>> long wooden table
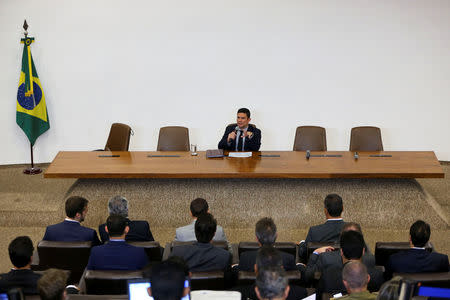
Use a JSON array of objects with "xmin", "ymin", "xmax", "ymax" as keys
[{"xmin": 44, "ymin": 151, "xmax": 444, "ymax": 179}]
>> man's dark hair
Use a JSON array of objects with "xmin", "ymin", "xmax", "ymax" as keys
[
  {"xmin": 324, "ymin": 194, "xmax": 343, "ymax": 217},
  {"xmin": 190, "ymin": 198, "xmax": 209, "ymax": 218},
  {"xmin": 340, "ymin": 230, "xmax": 365, "ymax": 260},
  {"xmin": 65, "ymin": 196, "xmax": 88, "ymax": 218},
  {"xmin": 255, "ymin": 217, "xmax": 277, "ymax": 246},
  {"xmin": 256, "ymin": 245, "xmax": 283, "ymax": 270},
  {"xmin": 342, "ymin": 222, "xmax": 362, "ymax": 234},
  {"xmin": 38, "ymin": 268, "xmax": 68, "ymax": 300},
  {"xmin": 8, "ymin": 236, "xmax": 34, "ymax": 268},
  {"xmin": 410, "ymin": 220, "xmax": 431, "ymax": 247},
  {"xmin": 195, "ymin": 213, "xmax": 217, "ymax": 243},
  {"xmin": 165, "ymin": 256, "xmax": 189, "ymax": 277},
  {"xmin": 237, "ymin": 108, "xmax": 251, "ymax": 118},
  {"xmin": 149, "ymin": 260, "xmax": 186, "ymax": 300},
  {"xmin": 106, "ymin": 215, "xmax": 128, "ymax": 237},
  {"xmin": 256, "ymin": 266, "xmax": 288, "ymax": 299}
]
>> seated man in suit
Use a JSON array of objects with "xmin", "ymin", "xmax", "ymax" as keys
[
  {"xmin": 255, "ymin": 266, "xmax": 290, "ymax": 300},
  {"xmin": 305, "ymin": 222, "xmax": 375, "ymax": 283},
  {"xmin": 317, "ymin": 231, "xmax": 384, "ymax": 297},
  {"xmin": 98, "ymin": 195, "xmax": 155, "ymax": 243},
  {"xmin": 170, "ymin": 213, "xmax": 231, "ymax": 272},
  {"xmin": 175, "ymin": 197, "xmax": 227, "ymax": 242},
  {"xmin": 218, "ymin": 108, "xmax": 261, "ymax": 152},
  {"xmin": 37, "ymin": 269, "xmax": 68, "ymax": 300},
  {"xmin": 386, "ymin": 220, "xmax": 449, "ymax": 277},
  {"xmin": 239, "ymin": 217, "xmax": 297, "ymax": 272},
  {"xmin": 298, "ymin": 193, "xmax": 345, "ymax": 261},
  {"xmin": 338, "ymin": 261, "xmax": 377, "ymax": 300},
  {"xmin": 43, "ymin": 196, "xmax": 101, "ymax": 245},
  {"xmin": 0, "ymin": 236, "xmax": 42, "ymax": 295},
  {"xmin": 87, "ymin": 215, "xmax": 148, "ymax": 270}
]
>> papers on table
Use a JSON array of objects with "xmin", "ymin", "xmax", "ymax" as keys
[{"xmin": 228, "ymin": 152, "xmax": 252, "ymax": 158}]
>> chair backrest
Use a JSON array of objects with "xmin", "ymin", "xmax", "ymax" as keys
[
  {"xmin": 238, "ymin": 242, "xmax": 297, "ymax": 258},
  {"xmin": 395, "ymin": 272, "xmax": 450, "ymax": 288},
  {"xmin": 375, "ymin": 241, "xmax": 433, "ymax": 268},
  {"xmin": 293, "ymin": 126, "xmax": 327, "ymax": 151},
  {"xmin": 67, "ymin": 295, "xmax": 127, "ymax": 300},
  {"xmin": 127, "ymin": 241, "xmax": 162, "ymax": 263},
  {"xmin": 190, "ymin": 270, "xmax": 225, "ymax": 290},
  {"xmin": 84, "ymin": 270, "xmax": 143, "ymax": 295},
  {"xmin": 238, "ymin": 270, "xmax": 301, "ymax": 286},
  {"xmin": 37, "ymin": 240, "xmax": 92, "ymax": 284},
  {"xmin": 349, "ymin": 126, "xmax": 383, "ymax": 151},
  {"xmin": 307, "ymin": 242, "xmax": 340, "ymax": 262},
  {"xmin": 171, "ymin": 240, "xmax": 228, "ymax": 251},
  {"xmin": 157, "ymin": 126, "xmax": 190, "ymax": 151},
  {"xmin": 104, "ymin": 123, "xmax": 132, "ymax": 151}
]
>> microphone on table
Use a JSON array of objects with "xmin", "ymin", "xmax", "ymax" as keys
[
  {"xmin": 354, "ymin": 152, "xmax": 359, "ymax": 160},
  {"xmin": 306, "ymin": 150, "xmax": 311, "ymax": 160}
]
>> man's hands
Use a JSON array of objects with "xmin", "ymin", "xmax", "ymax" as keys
[
  {"xmin": 228, "ymin": 130, "xmax": 253, "ymax": 143},
  {"xmin": 313, "ymin": 246, "xmax": 335, "ymax": 255},
  {"xmin": 227, "ymin": 131, "xmax": 237, "ymax": 142}
]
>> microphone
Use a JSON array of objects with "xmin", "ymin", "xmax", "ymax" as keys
[
  {"xmin": 354, "ymin": 152, "xmax": 359, "ymax": 160},
  {"xmin": 306, "ymin": 150, "xmax": 311, "ymax": 160}
]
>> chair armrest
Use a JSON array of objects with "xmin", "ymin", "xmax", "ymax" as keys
[
  {"xmin": 231, "ymin": 243, "xmax": 239, "ymax": 265},
  {"xmin": 162, "ymin": 242, "xmax": 172, "ymax": 261}
]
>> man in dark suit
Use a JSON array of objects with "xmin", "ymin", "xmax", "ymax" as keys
[
  {"xmin": 239, "ymin": 217, "xmax": 297, "ymax": 272},
  {"xmin": 170, "ymin": 213, "xmax": 231, "ymax": 272},
  {"xmin": 298, "ymin": 193, "xmax": 345, "ymax": 261},
  {"xmin": 317, "ymin": 231, "xmax": 384, "ymax": 297},
  {"xmin": 98, "ymin": 195, "xmax": 154, "ymax": 243},
  {"xmin": 386, "ymin": 220, "xmax": 449, "ymax": 277},
  {"xmin": 218, "ymin": 108, "xmax": 261, "ymax": 151},
  {"xmin": 43, "ymin": 196, "xmax": 101, "ymax": 245},
  {"xmin": 87, "ymin": 215, "xmax": 148, "ymax": 270},
  {"xmin": 0, "ymin": 236, "xmax": 41, "ymax": 295}
]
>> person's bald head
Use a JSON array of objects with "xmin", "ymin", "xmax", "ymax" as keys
[{"xmin": 342, "ymin": 261, "xmax": 370, "ymax": 294}]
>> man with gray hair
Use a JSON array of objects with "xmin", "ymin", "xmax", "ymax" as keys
[
  {"xmin": 98, "ymin": 195, "xmax": 154, "ymax": 243},
  {"xmin": 255, "ymin": 266, "xmax": 290, "ymax": 300},
  {"xmin": 338, "ymin": 261, "xmax": 376, "ymax": 300}
]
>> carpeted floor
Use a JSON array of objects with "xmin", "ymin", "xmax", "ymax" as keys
[{"xmin": 0, "ymin": 163, "xmax": 448, "ymax": 273}]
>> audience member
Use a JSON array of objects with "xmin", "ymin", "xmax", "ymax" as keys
[
  {"xmin": 37, "ymin": 269, "xmax": 68, "ymax": 300},
  {"xmin": 239, "ymin": 217, "xmax": 296, "ymax": 271},
  {"xmin": 386, "ymin": 220, "xmax": 449, "ymax": 277},
  {"xmin": 98, "ymin": 195, "xmax": 154, "ymax": 243},
  {"xmin": 335, "ymin": 261, "xmax": 377, "ymax": 300},
  {"xmin": 43, "ymin": 196, "xmax": 101, "ymax": 245},
  {"xmin": 87, "ymin": 215, "xmax": 148, "ymax": 270},
  {"xmin": 298, "ymin": 194, "xmax": 345, "ymax": 261},
  {"xmin": 376, "ymin": 277, "xmax": 401, "ymax": 300},
  {"xmin": 0, "ymin": 236, "xmax": 41, "ymax": 295},
  {"xmin": 305, "ymin": 222, "xmax": 375, "ymax": 283},
  {"xmin": 255, "ymin": 266, "xmax": 290, "ymax": 300},
  {"xmin": 146, "ymin": 260, "xmax": 189, "ymax": 300},
  {"xmin": 171, "ymin": 213, "xmax": 230, "ymax": 272},
  {"xmin": 175, "ymin": 198, "xmax": 227, "ymax": 242},
  {"xmin": 232, "ymin": 246, "xmax": 306, "ymax": 300},
  {"xmin": 318, "ymin": 231, "xmax": 384, "ymax": 296}
]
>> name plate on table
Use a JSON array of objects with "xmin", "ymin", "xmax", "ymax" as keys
[{"xmin": 228, "ymin": 152, "xmax": 252, "ymax": 158}]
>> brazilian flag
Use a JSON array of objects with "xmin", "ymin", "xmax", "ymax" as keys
[{"xmin": 16, "ymin": 37, "xmax": 49, "ymax": 146}]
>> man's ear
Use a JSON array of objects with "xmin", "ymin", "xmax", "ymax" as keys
[
  {"xmin": 367, "ymin": 274, "xmax": 371, "ymax": 284},
  {"xmin": 254, "ymin": 264, "xmax": 258, "ymax": 274},
  {"xmin": 105, "ymin": 226, "xmax": 109, "ymax": 233},
  {"xmin": 124, "ymin": 225, "xmax": 130, "ymax": 235},
  {"xmin": 255, "ymin": 286, "xmax": 262, "ymax": 300},
  {"xmin": 284, "ymin": 285, "xmax": 290, "ymax": 299},
  {"xmin": 343, "ymin": 280, "xmax": 349, "ymax": 291},
  {"xmin": 147, "ymin": 287, "xmax": 152, "ymax": 297},
  {"xmin": 183, "ymin": 287, "xmax": 190, "ymax": 297}
]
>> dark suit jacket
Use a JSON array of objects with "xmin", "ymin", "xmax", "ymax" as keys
[
  {"xmin": 238, "ymin": 249, "xmax": 297, "ymax": 272},
  {"xmin": 218, "ymin": 125, "xmax": 261, "ymax": 151},
  {"xmin": 0, "ymin": 269, "xmax": 41, "ymax": 295},
  {"xmin": 170, "ymin": 242, "xmax": 231, "ymax": 272},
  {"xmin": 98, "ymin": 219, "xmax": 154, "ymax": 243},
  {"xmin": 231, "ymin": 283, "xmax": 307, "ymax": 300},
  {"xmin": 87, "ymin": 240, "xmax": 148, "ymax": 270},
  {"xmin": 43, "ymin": 220, "xmax": 101, "ymax": 246},
  {"xmin": 386, "ymin": 248, "xmax": 449, "ymax": 278},
  {"xmin": 298, "ymin": 219, "xmax": 345, "ymax": 260}
]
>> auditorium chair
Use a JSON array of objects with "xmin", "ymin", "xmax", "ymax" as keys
[
  {"xmin": 67, "ymin": 296, "xmax": 127, "ymax": 300},
  {"xmin": 84, "ymin": 270, "xmax": 143, "ymax": 295},
  {"xmin": 349, "ymin": 126, "xmax": 383, "ymax": 151},
  {"xmin": 32, "ymin": 240, "xmax": 92, "ymax": 284},
  {"xmin": 238, "ymin": 270, "xmax": 302, "ymax": 286},
  {"xmin": 375, "ymin": 241, "xmax": 433, "ymax": 269},
  {"xmin": 236, "ymin": 242, "xmax": 298, "ymax": 264},
  {"xmin": 163, "ymin": 240, "xmax": 229, "ymax": 260},
  {"xmin": 190, "ymin": 270, "xmax": 226, "ymax": 290},
  {"xmin": 127, "ymin": 241, "xmax": 163, "ymax": 263},
  {"xmin": 104, "ymin": 123, "xmax": 133, "ymax": 151},
  {"xmin": 157, "ymin": 126, "xmax": 190, "ymax": 151},
  {"xmin": 395, "ymin": 272, "xmax": 450, "ymax": 287},
  {"xmin": 293, "ymin": 126, "xmax": 327, "ymax": 151}
]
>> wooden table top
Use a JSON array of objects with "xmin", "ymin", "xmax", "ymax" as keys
[{"xmin": 43, "ymin": 151, "xmax": 444, "ymax": 179}]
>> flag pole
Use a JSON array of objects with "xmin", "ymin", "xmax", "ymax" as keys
[{"xmin": 21, "ymin": 20, "xmax": 42, "ymax": 175}]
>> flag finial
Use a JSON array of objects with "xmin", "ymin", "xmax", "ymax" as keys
[{"xmin": 23, "ymin": 20, "xmax": 28, "ymax": 37}]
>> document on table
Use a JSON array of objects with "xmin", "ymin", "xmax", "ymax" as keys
[{"xmin": 228, "ymin": 152, "xmax": 252, "ymax": 158}]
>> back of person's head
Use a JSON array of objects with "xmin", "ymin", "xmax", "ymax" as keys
[
  {"xmin": 237, "ymin": 108, "xmax": 251, "ymax": 118},
  {"xmin": 38, "ymin": 268, "xmax": 68, "ymax": 300},
  {"xmin": 190, "ymin": 198, "xmax": 209, "ymax": 218},
  {"xmin": 376, "ymin": 276, "xmax": 402, "ymax": 300},
  {"xmin": 255, "ymin": 217, "xmax": 277, "ymax": 246},
  {"xmin": 256, "ymin": 245, "xmax": 283, "ymax": 271},
  {"xmin": 8, "ymin": 236, "xmax": 33, "ymax": 268},
  {"xmin": 165, "ymin": 256, "xmax": 190, "ymax": 277},
  {"xmin": 255, "ymin": 266, "xmax": 288, "ymax": 300},
  {"xmin": 342, "ymin": 261, "xmax": 369, "ymax": 292},
  {"xmin": 410, "ymin": 220, "xmax": 430, "ymax": 247},
  {"xmin": 106, "ymin": 214, "xmax": 128, "ymax": 237},
  {"xmin": 324, "ymin": 194, "xmax": 343, "ymax": 217},
  {"xmin": 342, "ymin": 222, "xmax": 362, "ymax": 234},
  {"xmin": 108, "ymin": 195, "xmax": 129, "ymax": 217},
  {"xmin": 149, "ymin": 260, "xmax": 186, "ymax": 300},
  {"xmin": 195, "ymin": 213, "xmax": 217, "ymax": 243},
  {"xmin": 65, "ymin": 196, "xmax": 88, "ymax": 218},
  {"xmin": 340, "ymin": 230, "xmax": 365, "ymax": 260}
]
